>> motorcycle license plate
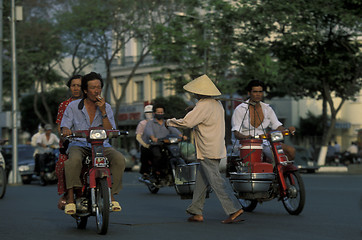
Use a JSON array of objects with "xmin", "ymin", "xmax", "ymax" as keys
[{"xmin": 95, "ymin": 157, "xmax": 107, "ymax": 167}]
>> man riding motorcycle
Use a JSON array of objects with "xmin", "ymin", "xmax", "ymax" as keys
[
  {"xmin": 143, "ymin": 103, "xmax": 186, "ymax": 181},
  {"xmin": 36, "ymin": 124, "xmax": 59, "ymax": 185},
  {"xmin": 60, "ymin": 72, "xmax": 126, "ymax": 215}
]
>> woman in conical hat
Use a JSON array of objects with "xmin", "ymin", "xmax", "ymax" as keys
[{"xmin": 167, "ymin": 74, "xmax": 244, "ymax": 224}]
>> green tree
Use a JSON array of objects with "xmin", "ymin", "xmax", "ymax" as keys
[
  {"xmin": 20, "ymin": 88, "xmax": 68, "ymax": 134},
  {"xmin": 235, "ymin": 0, "xmax": 362, "ymax": 163},
  {"xmin": 2, "ymin": 1, "xmax": 64, "ymax": 128},
  {"xmin": 150, "ymin": 0, "xmax": 238, "ymax": 94}
]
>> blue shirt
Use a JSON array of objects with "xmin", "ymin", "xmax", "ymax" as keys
[
  {"xmin": 143, "ymin": 118, "xmax": 181, "ymax": 143},
  {"xmin": 60, "ymin": 99, "xmax": 116, "ymax": 148}
]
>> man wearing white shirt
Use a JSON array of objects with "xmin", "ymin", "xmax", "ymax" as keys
[
  {"xmin": 231, "ymin": 80, "xmax": 296, "ymax": 161},
  {"xmin": 36, "ymin": 124, "xmax": 59, "ymax": 184}
]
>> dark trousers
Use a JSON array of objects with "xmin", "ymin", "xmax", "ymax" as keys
[
  {"xmin": 150, "ymin": 145, "xmax": 166, "ymax": 174},
  {"xmin": 139, "ymin": 146, "xmax": 152, "ymax": 175},
  {"xmin": 38, "ymin": 153, "xmax": 54, "ymax": 174}
]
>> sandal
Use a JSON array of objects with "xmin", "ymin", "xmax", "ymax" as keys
[
  {"xmin": 111, "ymin": 201, "xmax": 122, "ymax": 212},
  {"xmin": 64, "ymin": 203, "xmax": 76, "ymax": 215}
]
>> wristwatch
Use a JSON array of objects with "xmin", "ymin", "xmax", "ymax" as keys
[{"xmin": 102, "ymin": 113, "xmax": 107, "ymax": 119}]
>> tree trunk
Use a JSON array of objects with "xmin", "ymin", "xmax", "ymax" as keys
[{"xmin": 317, "ymin": 81, "xmax": 345, "ymax": 165}]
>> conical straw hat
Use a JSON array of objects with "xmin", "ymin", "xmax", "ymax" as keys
[{"xmin": 183, "ymin": 74, "xmax": 221, "ymax": 96}]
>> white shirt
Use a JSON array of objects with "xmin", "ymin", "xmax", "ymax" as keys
[
  {"xmin": 231, "ymin": 100, "xmax": 282, "ymax": 156},
  {"xmin": 31, "ymin": 132, "xmax": 43, "ymax": 156},
  {"xmin": 231, "ymin": 100, "xmax": 282, "ymax": 136},
  {"xmin": 36, "ymin": 133, "xmax": 60, "ymax": 154}
]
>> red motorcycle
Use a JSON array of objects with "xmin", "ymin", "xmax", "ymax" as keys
[
  {"xmin": 61, "ymin": 127, "xmax": 128, "ymax": 234},
  {"xmin": 228, "ymin": 130, "xmax": 305, "ymax": 215}
]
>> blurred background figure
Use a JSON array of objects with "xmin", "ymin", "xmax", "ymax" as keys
[
  {"xmin": 136, "ymin": 104, "xmax": 153, "ymax": 180},
  {"xmin": 36, "ymin": 124, "xmax": 59, "ymax": 185},
  {"xmin": 31, "ymin": 124, "xmax": 44, "ymax": 176}
]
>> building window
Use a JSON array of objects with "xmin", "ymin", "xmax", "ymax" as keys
[
  {"xmin": 155, "ymin": 79, "xmax": 163, "ymax": 97},
  {"xmin": 136, "ymin": 81, "xmax": 144, "ymax": 101}
]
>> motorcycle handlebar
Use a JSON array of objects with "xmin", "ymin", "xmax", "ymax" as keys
[{"xmin": 64, "ymin": 130, "xmax": 129, "ymax": 139}]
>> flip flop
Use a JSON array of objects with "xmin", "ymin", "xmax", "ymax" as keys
[
  {"xmin": 111, "ymin": 201, "xmax": 122, "ymax": 212},
  {"xmin": 222, "ymin": 209, "xmax": 245, "ymax": 224},
  {"xmin": 64, "ymin": 203, "xmax": 76, "ymax": 215}
]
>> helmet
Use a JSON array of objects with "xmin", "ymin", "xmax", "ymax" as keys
[{"xmin": 144, "ymin": 105, "xmax": 153, "ymax": 113}]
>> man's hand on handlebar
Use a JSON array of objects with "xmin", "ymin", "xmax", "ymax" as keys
[
  {"xmin": 288, "ymin": 126, "xmax": 296, "ymax": 135},
  {"xmin": 61, "ymin": 127, "xmax": 72, "ymax": 137}
]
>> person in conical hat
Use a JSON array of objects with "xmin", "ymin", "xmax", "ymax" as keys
[
  {"xmin": 183, "ymin": 74, "xmax": 221, "ymax": 96},
  {"xmin": 166, "ymin": 74, "xmax": 244, "ymax": 224}
]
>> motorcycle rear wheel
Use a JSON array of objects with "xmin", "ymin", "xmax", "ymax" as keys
[
  {"xmin": 0, "ymin": 167, "xmax": 7, "ymax": 199},
  {"xmin": 282, "ymin": 171, "xmax": 305, "ymax": 215},
  {"xmin": 239, "ymin": 199, "xmax": 258, "ymax": 212},
  {"xmin": 95, "ymin": 178, "xmax": 110, "ymax": 235}
]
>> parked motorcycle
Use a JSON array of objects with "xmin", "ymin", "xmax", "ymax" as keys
[
  {"xmin": 138, "ymin": 134, "xmax": 199, "ymax": 199},
  {"xmin": 0, "ymin": 139, "xmax": 8, "ymax": 199},
  {"xmin": 62, "ymin": 127, "xmax": 128, "ymax": 235},
  {"xmin": 228, "ymin": 130, "xmax": 306, "ymax": 215}
]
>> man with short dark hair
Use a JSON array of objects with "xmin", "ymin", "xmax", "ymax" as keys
[
  {"xmin": 61, "ymin": 72, "xmax": 125, "ymax": 215},
  {"xmin": 143, "ymin": 103, "xmax": 183, "ymax": 179},
  {"xmin": 231, "ymin": 79, "xmax": 296, "ymax": 161}
]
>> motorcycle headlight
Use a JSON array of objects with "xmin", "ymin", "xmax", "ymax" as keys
[
  {"xmin": 169, "ymin": 137, "xmax": 179, "ymax": 144},
  {"xmin": 90, "ymin": 129, "xmax": 107, "ymax": 140},
  {"xmin": 270, "ymin": 131, "xmax": 284, "ymax": 142},
  {"xmin": 19, "ymin": 165, "xmax": 30, "ymax": 172}
]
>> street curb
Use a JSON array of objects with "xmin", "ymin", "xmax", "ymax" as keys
[
  {"xmin": 316, "ymin": 165, "xmax": 362, "ymax": 174},
  {"xmin": 317, "ymin": 166, "xmax": 348, "ymax": 173}
]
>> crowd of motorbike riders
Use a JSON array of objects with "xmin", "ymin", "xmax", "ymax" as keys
[{"xmin": 20, "ymin": 72, "xmax": 359, "ymax": 224}]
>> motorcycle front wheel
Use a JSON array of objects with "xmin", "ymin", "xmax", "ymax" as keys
[
  {"xmin": 281, "ymin": 171, "xmax": 306, "ymax": 215},
  {"xmin": 95, "ymin": 178, "xmax": 110, "ymax": 235},
  {"xmin": 0, "ymin": 166, "xmax": 7, "ymax": 199},
  {"xmin": 239, "ymin": 199, "xmax": 258, "ymax": 212}
]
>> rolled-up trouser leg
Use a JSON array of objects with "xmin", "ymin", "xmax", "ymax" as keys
[
  {"xmin": 64, "ymin": 146, "xmax": 88, "ymax": 189},
  {"xmin": 104, "ymin": 147, "xmax": 125, "ymax": 195}
]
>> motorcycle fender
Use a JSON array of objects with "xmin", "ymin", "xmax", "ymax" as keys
[
  {"xmin": 277, "ymin": 164, "xmax": 298, "ymax": 196},
  {"xmin": 89, "ymin": 168, "xmax": 112, "ymax": 188},
  {"xmin": 281, "ymin": 164, "xmax": 299, "ymax": 173},
  {"xmin": 167, "ymin": 145, "xmax": 181, "ymax": 158}
]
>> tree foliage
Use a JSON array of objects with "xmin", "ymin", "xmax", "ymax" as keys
[{"xmin": 234, "ymin": 0, "xmax": 362, "ymax": 146}]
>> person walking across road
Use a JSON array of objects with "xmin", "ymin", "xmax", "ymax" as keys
[{"xmin": 167, "ymin": 74, "xmax": 244, "ymax": 224}]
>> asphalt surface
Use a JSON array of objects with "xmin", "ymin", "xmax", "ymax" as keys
[{"xmin": 0, "ymin": 171, "xmax": 361, "ymax": 240}]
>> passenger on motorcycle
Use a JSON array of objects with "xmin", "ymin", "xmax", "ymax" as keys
[
  {"xmin": 135, "ymin": 104, "xmax": 153, "ymax": 180},
  {"xmin": 36, "ymin": 124, "xmax": 60, "ymax": 185},
  {"xmin": 231, "ymin": 80, "xmax": 296, "ymax": 161},
  {"xmin": 143, "ymin": 103, "xmax": 186, "ymax": 180},
  {"xmin": 55, "ymin": 75, "xmax": 83, "ymax": 196},
  {"xmin": 61, "ymin": 72, "xmax": 126, "ymax": 215}
]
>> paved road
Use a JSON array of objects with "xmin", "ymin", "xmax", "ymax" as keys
[{"xmin": 0, "ymin": 172, "xmax": 361, "ymax": 240}]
